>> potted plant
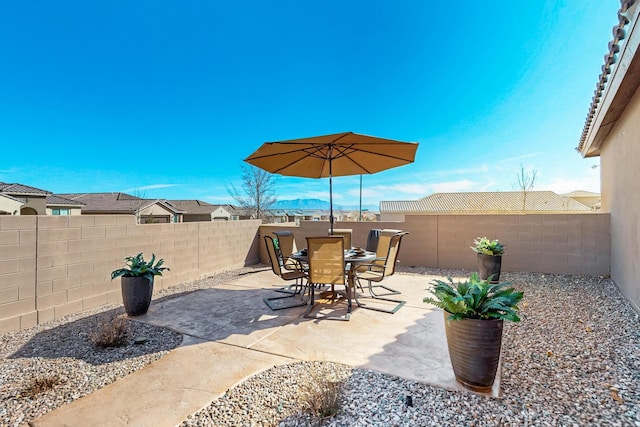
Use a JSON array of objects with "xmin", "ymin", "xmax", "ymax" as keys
[
  {"xmin": 470, "ymin": 236, "xmax": 505, "ymax": 282},
  {"xmin": 111, "ymin": 253, "xmax": 169, "ymax": 316},
  {"xmin": 423, "ymin": 272, "xmax": 523, "ymax": 392}
]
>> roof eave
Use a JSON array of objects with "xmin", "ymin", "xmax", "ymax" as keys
[{"xmin": 579, "ymin": 1, "xmax": 640, "ymax": 157}]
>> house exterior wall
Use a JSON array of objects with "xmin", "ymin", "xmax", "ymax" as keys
[
  {"xmin": 259, "ymin": 213, "xmax": 610, "ymax": 278},
  {"xmin": 0, "ymin": 197, "xmax": 23, "ymax": 215},
  {"xmin": 183, "ymin": 214, "xmax": 213, "ymax": 222},
  {"xmin": 212, "ymin": 207, "xmax": 231, "ymax": 220},
  {"xmin": 599, "ymin": 85, "xmax": 640, "ymax": 311},
  {"xmin": 45, "ymin": 207, "xmax": 82, "ymax": 216},
  {"xmin": 0, "ymin": 215, "xmax": 261, "ymax": 333},
  {"xmin": 21, "ymin": 196, "xmax": 47, "ymax": 215}
]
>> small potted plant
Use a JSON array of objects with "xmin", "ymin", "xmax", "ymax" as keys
[
  {"xmin": 423, "ymin": 273, "xmax": 523, "ymax": 392},
  {"xmin": 470, "ymin": 236, "xmax": 505, "ymax": 282},
  {"xmin": 111, "ymin": 253, "xmax": 169, "ymax": 316}
]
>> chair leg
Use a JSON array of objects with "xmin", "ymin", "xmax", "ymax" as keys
[
  {"xmin": 304, "ymin": 282, "xmax": 351, "ymax": 321},
  {"xmin": 264, "ymin": 278, "xmax": 309, "ymax": 310},
  {"xmin": 274, "ymin": 281, "xmax": 303, "ymax": 295},
  {"xmin": 353, "ymin": 278, "xmax": 406, "ymax": 314},
  {"xmin": 367, "ymin": 282, "xmax": 401, "ymax": 297}
]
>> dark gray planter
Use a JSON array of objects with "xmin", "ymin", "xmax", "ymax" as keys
[
  {"xmin": 444, "ymin": 311, "xmax": 504, "ymax": 392},
  {"xmin": 121, "ymin": 276, "xmax": 154, "ymax": 316},
  {"xmin": 477, "ymin": 253, "xmax": 502, "ymax": 283}
]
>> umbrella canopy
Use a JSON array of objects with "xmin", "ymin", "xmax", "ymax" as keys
[{"xmin": 244, "ymin": 132, "xmax": 419, "ymax": 233}]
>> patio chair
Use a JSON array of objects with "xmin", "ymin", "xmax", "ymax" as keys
[
  {"xmin": 354, "ymin": 231, "xmax": 409, "ymax": 314},
  {"xmin": 329, "ymin": 228, "xmax": 352, "ymax": 249},
  {"xmin": 305, "ymin": 236, "xmax": 351, "ymax": 320},
  {"xmin": 365, "ymin": 228, "xmax": 381, "ymax": 252},
  {"xmin": 263, "ymin": 235, "xmax": 309, "ymax": 310},
  {"xmin": 272, "ymin": 230, "xmax": 304, "ymax": 271},
  {"xmin": 357, "ymin": 229, "xmax": 407, "ymax": 296}
]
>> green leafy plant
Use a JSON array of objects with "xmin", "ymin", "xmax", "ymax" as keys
[
  {"xmin": 470, "ymin": 236, "xmax": 505, "ymax": 256},
  {"xmin": 111, "ymin": 253, "xmax": 169, "ymax": 282},
  {"xmin": 423, "ymin": 272, "xmax": 523, "ymax": 322}
]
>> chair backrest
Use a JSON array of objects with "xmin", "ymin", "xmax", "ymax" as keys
[
  {"xmin": 264, "ymin": 235, "xmax": 284, "ymax": 277},
  {"xmin": 371, "ymin": 229, "xmax": 405, "ymax": 266},
  {"xmin": 365, "ymin": 229, "xmax": 381, "ymax": 252},
  {"xmin": 306, "ymin": 236, "xmax": 345, "ymax": 286},
  {"xmin": 272, "ymin": 230, "xmax": 298, "ymax": 256},
  {"xmin": 329, "ymin": 228, "xmax": 352, "ymax": 249},
  {"xmin": 382, "ymin": 231, "xmax": 409, "ymax": 277}
]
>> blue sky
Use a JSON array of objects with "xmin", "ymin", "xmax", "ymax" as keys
[{"xmin": 0, "ymin": 1, "xmax": 613, "ymax": 207}]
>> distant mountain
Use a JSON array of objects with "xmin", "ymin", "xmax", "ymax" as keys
[
  {"xmin": 274, "ymin": 199, "xmax": 329, "ymax": 210},
  {"xmin": 274, "ymin": 198, "xmax": 378, "ymax": 212}
]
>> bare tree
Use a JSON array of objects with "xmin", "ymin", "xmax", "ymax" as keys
[
  {"xmin": 512, "ymin": 164, "xmax": 537, "ymax": 211},
  {"xmin": 228, "ymin": 165, "xmax": 277, "ymax": 222}
]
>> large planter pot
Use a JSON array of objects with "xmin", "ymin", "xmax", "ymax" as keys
[
  {"xmin": 477, "ymin": 253, "xmax": 502, "ymax": 283},
  {"xmin": 444, "ymin": 311, "xmax": 504, "ymax": 392},
  {"xmin": 121, "ymin": 276, "xmax": 154, "ymax": 316}
]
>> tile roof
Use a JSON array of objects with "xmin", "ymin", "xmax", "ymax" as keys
[
  {"xmin": 168, "ymin": 200, "xmax": 218, "ymax": 215},
  {"xmin": 0, "ymin": 182, "xmax": 51, "ymax": 195},
  {"xmin": 46, "ymin": 195, "xmax": 85, "ymax": 206},
  {"xmin": 562, "ymin": 190, "xmax": 601, "ymax": 198},
  {"xmin": 577, "ymin": 0, "xmax": 638, "ymax": 152},
  {"xmin": 56, "ymin": 192, "xmax": 184, "ymax": 214},
  {"xmin": 380, "ymin": 191, "xmax": 592, "ymax": 213}
]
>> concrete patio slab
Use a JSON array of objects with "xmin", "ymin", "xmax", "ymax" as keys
[
  {"xmin": 31, "ymin": 270, "xmax": 500, "ymax": 427},
  {"xmin": 31, "ymin": 338, "xmax": 294, "ymax": 427}
]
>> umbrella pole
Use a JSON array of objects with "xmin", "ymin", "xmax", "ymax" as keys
[
  {"xmin": 329, "ymin": 158, "xmax": 334, "ymax": 234},
  {"xmin": 359, "ymin": 174, "xmax": 362, "ymax": 221}
]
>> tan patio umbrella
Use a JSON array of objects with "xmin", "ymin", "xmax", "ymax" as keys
[{"xmin": 244, "ymin": 132, "xmax": 419, "ymax": 233}]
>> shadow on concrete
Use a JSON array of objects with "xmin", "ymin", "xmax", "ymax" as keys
[{"xmin": 7, "ymin": 306, "xmax": 184, "ymax": 365}]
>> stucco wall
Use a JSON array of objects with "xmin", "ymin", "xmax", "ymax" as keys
[
  {"xmin": 599, "ymin": 85, "xmax": 640, "ymax": 311},
  {"xmin": 0, "ymin": 215, "xmax": 261, "ymax": 333},
  {"xmin": 45, "ymin": 207, "xmax": 82, "ymax": 216},
  {"xmin": 21, "ymin": 197, "xmax": 47, "ymax": 215},
  {"xmin": 0, "ymin": 197, "xmax": 23, "ymax": 215},
  {"xmin": 259, "ymin": 213, "xmax": 610, "ymax": 277}
]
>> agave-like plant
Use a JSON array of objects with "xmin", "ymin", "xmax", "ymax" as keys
[
  {"xmin": 423, "ymin": 272, "xmax": 523, "ymax": 322},
  {"xmin": 111, "ymin": 253, "xmax": 169, "ymax": 282},
  {"xmin": 470, "ymin": 236, "xmax": 505, "ymax": 256}
]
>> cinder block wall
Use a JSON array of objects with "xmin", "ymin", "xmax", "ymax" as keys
[
  {"xmin": 0, "ymin": 216, "xmax": 261, "ymax": 333},
  {"xmin": 259, "ymin": 214, "xmax": 610, "ymax": 277},
  {"xmin": 0, "ymin": 216, "xmax": 37, "ymax": 333}
]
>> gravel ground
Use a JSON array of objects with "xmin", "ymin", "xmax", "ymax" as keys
[
  {"xmin": 2, "ymin": 266, "xmax": 639, "ymax": 426},
  {"xmin": 182, "ymin": 269, "xmax": 640, "ymax": 427},
  {"xmin": 0, "ymin": 267, "xmax": 260, "ymax": 427}
]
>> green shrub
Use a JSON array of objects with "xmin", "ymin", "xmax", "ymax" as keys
[
  {"xmin": 111, "ymin": 253, "xmax": 169, "ymax": 282},
  {"xmin": 424, "ymin": 272, "xmax": 523, "ymax": 322},
  {"xmin": 470, "ymin": 236, "xmax": 505, "ymax": 256}
]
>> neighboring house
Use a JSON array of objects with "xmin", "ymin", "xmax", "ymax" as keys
[
  {"xmin": 169, "ymin": 200, "xmax": 254, "ymax": 222},
  {"xmin": 45, "ymin": 195, "xmax": 84, "ymax": 216},
  {"xmin": 577, "ymin": 0, "xmax": 640, "ymax": 310},
  {"xmin": 170, "ymin": 200, "xmax": 227, "ymax": 222},
  {"xmin": 562, "ymin": 190, "xmax": 601, "ymax": 211},
  {"xmin": 0, "ymin": 182, "xmax": 85, "ymax": 215},
  {"xmin": 0, "ymin": 182, "xmax": 51, "ymax": 215},
  {"xmin": 379, "ymin": 191, "xmax": 592, "ymax": 221},
  {"xmin": 57, "ymin": 193, "xmax": 184, "ymax": 223},
  {"xmin": 0, "ymin": 193, "xmax": 24, "ymax": 215}
]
